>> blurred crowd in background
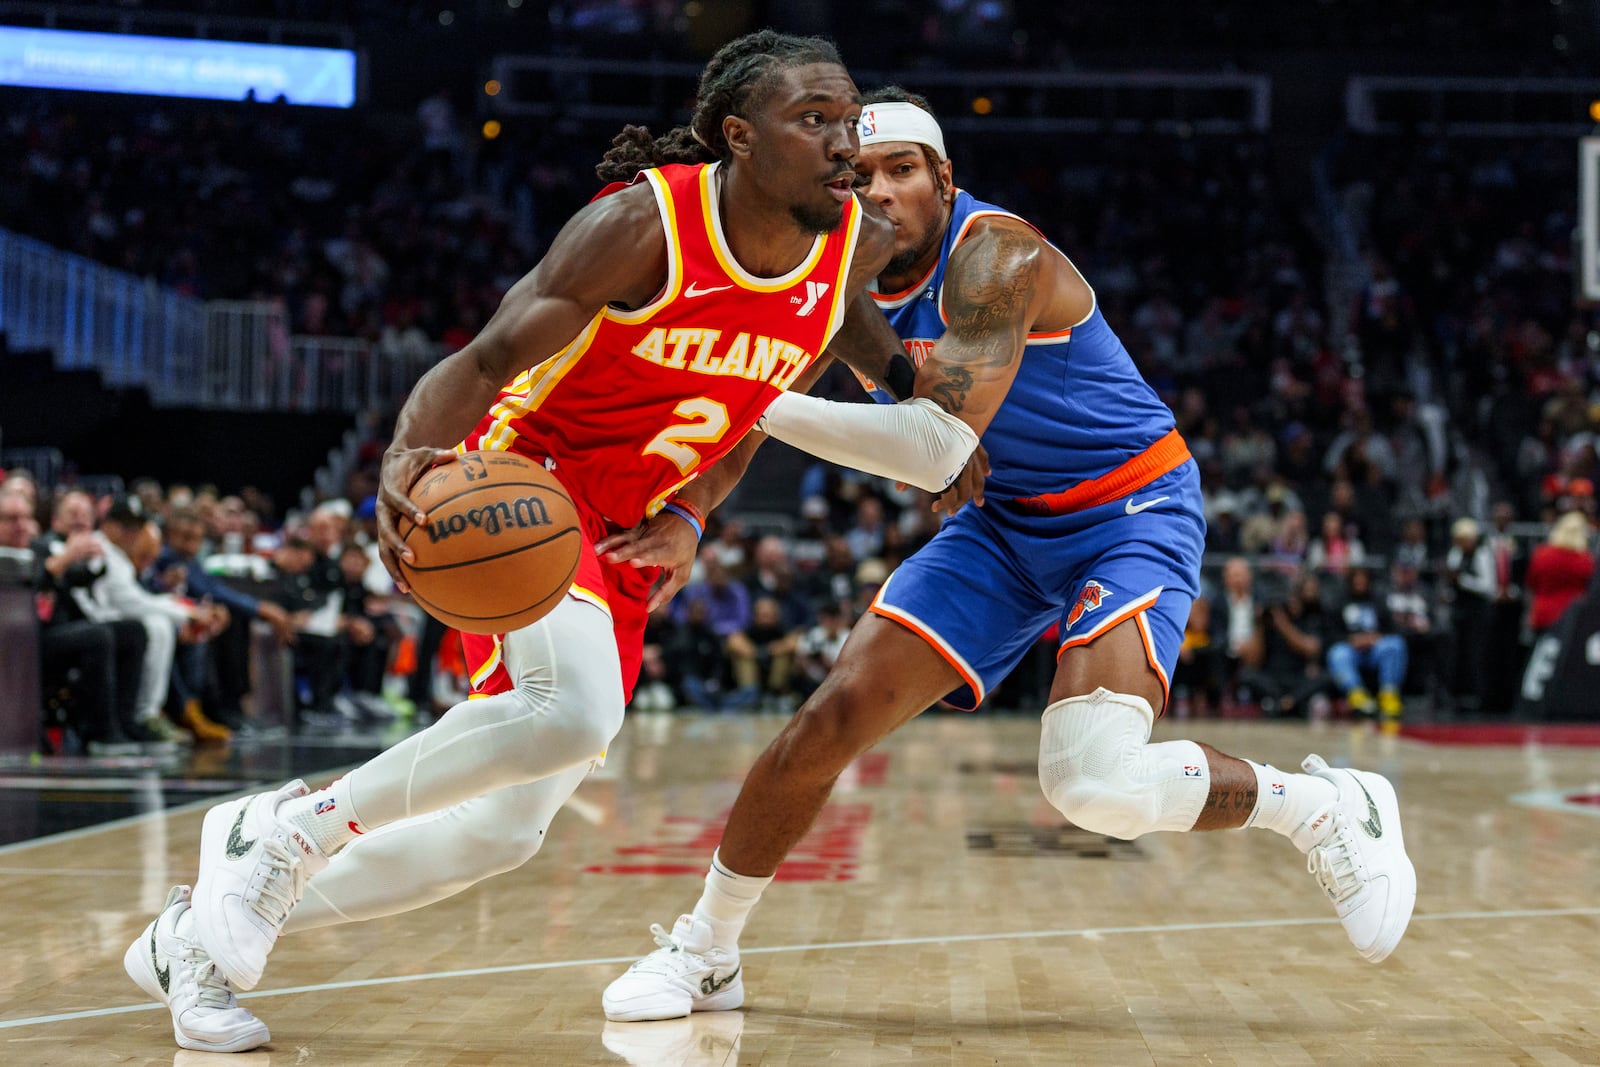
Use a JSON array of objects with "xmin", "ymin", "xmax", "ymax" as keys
[{"xmin": 4, "ymin": 2, "xmax": 1600, "ymax": 752}]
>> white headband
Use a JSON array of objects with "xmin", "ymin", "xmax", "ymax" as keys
[{"xmin": 858, "ymin": 101, "xmax": 946, "ymax": 161}]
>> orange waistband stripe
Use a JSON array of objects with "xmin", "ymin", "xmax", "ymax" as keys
[{"xmin": 1011, "ymin": 429, "xmax": 1191, "ymax": 516}]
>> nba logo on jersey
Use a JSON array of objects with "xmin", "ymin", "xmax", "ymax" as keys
[{"xmin": 1065, "ymin": 580, "xmax": 1111, "ymax": 632}]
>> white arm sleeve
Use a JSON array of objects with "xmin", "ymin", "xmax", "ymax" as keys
[{"xmin": 755, "ymin": 391, "xmax": 980, "ymax": 493}]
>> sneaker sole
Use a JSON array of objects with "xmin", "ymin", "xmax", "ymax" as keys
[
  {"xmin": 192, "ymin": 798, "xmax": 263, "ymax": 991},
  {"xmin": 602, "ymin": 980, "xmax": 744, "ymax": 1022},
  {"xmin": 124, "ymin": 930, "xmax": 270, "ymax": 1052},
  {"xmin": 1347, "ymin": 769, "xmax": 1417, "ymax": 965}
]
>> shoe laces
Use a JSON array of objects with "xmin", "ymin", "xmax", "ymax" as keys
[
  {"xmin": 250, "ymin": 836, "xmax": 309, "ymax": 927},
  {"xmin": 180, "ymin": 943, "xmax": 237, "ymax": 1011},
  {"xmin": 1307, "ymin": 815, "xmax": 1364, "ymax": 905},
  {"xmin": 633, "ymin": 922, "xmax": 709, "ymax": 977}
]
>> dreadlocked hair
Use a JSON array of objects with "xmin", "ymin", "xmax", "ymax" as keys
[{"xmin": 595, "ymin": 30, "xmax": 844, "ymax": 183}]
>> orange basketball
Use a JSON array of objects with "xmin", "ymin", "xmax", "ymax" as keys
[{"xmin": 396, "ymin": 451, "xmax": 583, "ymax": 634}]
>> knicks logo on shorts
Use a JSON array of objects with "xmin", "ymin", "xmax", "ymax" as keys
[{"xmin": 1065, "ymin": 580, "xmax": 1112, "ymax": 632}]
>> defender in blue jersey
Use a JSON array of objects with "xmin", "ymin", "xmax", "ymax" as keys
[{"xmin": 603, "ymin": 90, "xmax": 1416, "ymax": 1023}]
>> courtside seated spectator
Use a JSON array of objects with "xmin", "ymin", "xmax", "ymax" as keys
[{"xmin": 1326, "ymin": 568, "xmax": 1408, "ymax": 724}]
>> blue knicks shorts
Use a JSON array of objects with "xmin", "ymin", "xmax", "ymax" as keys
[{"xmin": 870, "ymin": 461, "xmax": 1204, "ymax": 712}]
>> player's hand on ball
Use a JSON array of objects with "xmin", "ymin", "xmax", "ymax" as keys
[
  {"xmin": 596, "ymin": 509, "xmax": 701, "ymax": 612},
  {"xmin": 932, "ymin": 443, "xmax": 989, "ymax": 514},
  {"xmin": 377, "ymin": 446, "xmax": 459, "ymax": 591}
]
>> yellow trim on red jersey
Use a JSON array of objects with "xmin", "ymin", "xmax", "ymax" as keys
[
  {"xmin": 607, "ymin": 168, "xmax": 684, "ymax": 325},
  {"xmin": 469, "ymin": 635, "xmax": 503, "ymax": 688},
  {"xmin": 567, "ymin": 582, "xmax": 612, "ymax": 618},
  {"xmin": 479, "ymin": 312, "xmax": 605, "ymax": 453},
  {"xmin": 700, "ymin": 163, "xmax": 829, "ymax": 292},
  {"xmin": 818, "ymin": 197, "xmax": 864, "ymax": 352}
]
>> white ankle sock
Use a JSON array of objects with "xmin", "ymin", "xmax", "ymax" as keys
[
  {"xmin": 1243, "ymin": 761, "xmax": 1338, "ymax": 838},
  {"xmin": 281, "ymin": 777, "xmax": 367, "ymax": 856},
  {"xmin": 690, "ymin": 850, "xmax": 773, "ymax": 950}
]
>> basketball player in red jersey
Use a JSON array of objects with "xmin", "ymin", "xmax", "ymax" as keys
[{"xmin": 122, "ymin": 33, "xmax": 984, "ymax": 1052}]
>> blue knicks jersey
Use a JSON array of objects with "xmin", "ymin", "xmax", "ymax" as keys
[{"xmin": 866, "ymin": 191, "xmax": 1180, "ymax": 507}]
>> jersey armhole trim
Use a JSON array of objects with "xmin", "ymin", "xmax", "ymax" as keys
[{"xmin": 606, "ymin": 168, "xmax": 682, "ymax": 325}]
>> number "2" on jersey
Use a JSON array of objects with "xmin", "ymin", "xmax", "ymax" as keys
[{"xmin": 643, "ymin": 397, "xmax": 731, "ymax": 474}]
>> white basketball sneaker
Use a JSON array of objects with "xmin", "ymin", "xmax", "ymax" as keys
[
  {"xmin": 1292, "ymin": 754, "xmax": 1417, "ymax": 963},
  {"xmin": 602, "ymin": 915, "xmax": 745, "ymax": 1022},
  {"xmin": 191, "ymin": 780, "xmax": 328, "ymax": 990},
  {"xmin": 124, "ymin": 885, "xmax": 270, "ymax": 1053}
]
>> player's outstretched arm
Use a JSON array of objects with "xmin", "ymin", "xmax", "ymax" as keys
[{"xmin": 378, "ymin": 186, "xmax": 668, "ymax": 587}]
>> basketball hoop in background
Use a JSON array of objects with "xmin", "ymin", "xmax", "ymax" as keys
[{"xmin": 1579, "ymin": 135, "xmax": 1600, "ymax": 307}]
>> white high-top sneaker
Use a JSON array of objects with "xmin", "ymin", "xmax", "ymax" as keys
[
  {"xmin": 124, "ymin": 885, "xmax": 270, "ymax": 1053},
  {"xmin": 1293, "ymin": 754, "xmax": 1417, "ymax": 963},
  {"xmin": 602, "ymin": 915, "xmax": 745, "ymax": 1022},
  {"xmin": 191, "ymin": 780, "xmax": 328, "ymax": 990}
]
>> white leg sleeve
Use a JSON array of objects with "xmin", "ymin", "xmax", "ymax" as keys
[
  {"xmin": 1038, "ymin": 687, "xmax": 1210, "ymax": 839},
  {"xmin": 135, "ymin": 615, "xmax": 176, "ymax": 721},
  {"xmin": 286, "ymin": 763, "xmax": 590, "ymax": 932},
  {"xmin": 340, "ymin": 596, "xmax": 625, "ymax": 829}
]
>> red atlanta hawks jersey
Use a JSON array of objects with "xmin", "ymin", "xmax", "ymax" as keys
[{"xmin": 463, "ymin": 162, "xmax": 862, "ymax": 526}]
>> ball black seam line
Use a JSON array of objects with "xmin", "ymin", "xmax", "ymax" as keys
[
  {"xmin": 406, "ymin": 561, "xmax": 579, "ymax": 627},
  {"xmin": 398, "ymin": 527, "xmax": 582, "ymax": 573},
  {"xmin": 410, "ymin": 475, "xmax": 578, "ymax": 516}
]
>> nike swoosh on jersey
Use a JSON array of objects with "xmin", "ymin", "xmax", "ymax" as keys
[
  {"xmin": 1124, "ymin": 496, "xmax": 1170, "ymax": 515},
  {"xmin": 684, "ymin": 281, "xmax": 734, "ymax": 298}
]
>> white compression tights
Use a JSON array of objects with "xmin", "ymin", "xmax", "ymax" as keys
[{"xmin": 284, "ymin": 596, "xmax": 624, "ymax": 931}]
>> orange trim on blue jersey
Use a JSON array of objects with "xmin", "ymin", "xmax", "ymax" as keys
[
  {"xmin": 869, "ymin": 261, "xmax": 937, "ymax": 308},
  {"xmin": 1056, "ymin": 588, "xmax": 1163, "ymax": 651},
  {"xmin": 1134, "ymin": 610, "xmax": 1171, "ymax": 715},
  {"xmin": 869, "ymin": 595, "xmax": 985, "ymax": 705},
  {"xmin": 1013, "ymin": 429, "xmax": 1191, "ymax": 516},
  {"xmin": 700, "ymin": 164, "xmax": 829, "ymax": 291}
]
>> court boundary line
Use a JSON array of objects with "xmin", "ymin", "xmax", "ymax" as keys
[{"xmin": 4, "ymin": 905, "xmax": 1597, "ymax": 1032}]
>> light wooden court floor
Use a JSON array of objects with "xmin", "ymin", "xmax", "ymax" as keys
[{"xmin": 1, "ymin": 713, "xmax": 1596, "ymax": 1066}]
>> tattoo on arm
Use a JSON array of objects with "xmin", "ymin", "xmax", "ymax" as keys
[{"xmin": 929, "ymin": 366, "xmax": 974, "ymax": 412}]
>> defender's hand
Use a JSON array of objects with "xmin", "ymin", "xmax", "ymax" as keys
[
  {"xmin": 596, "ymin": 511, "xmax": 701, "ymax": 612},
  {"xmin": 377, "ymin": 446, "xmax": 459, "ymax": 592}
]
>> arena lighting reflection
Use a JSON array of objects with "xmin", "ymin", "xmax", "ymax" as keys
[{"xmin": 0, "ymin": 27, "xmax": 357, "ymax": 107}]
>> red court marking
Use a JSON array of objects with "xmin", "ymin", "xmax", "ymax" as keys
[
  {"xmin": 1568, "ymin": 792, "xmax": 1600, "ymax": 806},
  {"xmin": 1399, "ymin": 723, "xmax": 1600, "ymax": 747},
  {"xmin": 586, "ymin": 802, "xmax": 874, "ymax": 882}
]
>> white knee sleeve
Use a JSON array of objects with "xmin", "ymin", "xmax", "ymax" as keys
[
  {"xmin": 344, "ymin": 596, "xmax": 625, "ymax": 828},
  {"xmin": 1038, "ymin": 687, "xmax": 1209, "ymax": 839}
]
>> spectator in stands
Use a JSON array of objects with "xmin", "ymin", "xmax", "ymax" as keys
[
  {"xmin": 154, "ymin": 506, "xmax": 294, "ymax": 734},
  {"xmin": 265, "ymin": 535, "xmax": 342, "ymax": 728},
  {"xmin": 745, "ymin": 535, "xmax": 813, "ymax": 633},
  {"xmin": 845, "ymin": 495, "xmax": 888, "ymax": 563},
  {"xmin": 44, "ymin": 493, "xmax": 199, "ymax": 745},
  {"xmin": 1445, "ymin": 517, "xmax": 1496, "ymax": 713},
  {"xmin": 1386, "ymin": 560, "xmax": 1441, "ymax": 702},
  {"xmin": 335, "ymin": 541, "xmax": 392, "ymax": 720},
  {"xmin": 676, "ymin": 549, "xmax": 751, "ymax": 639},
  {"xmin": 802, "ymin": 535, "xmax": 860, "ymax": 610},
  {"xmin": 794, "ymin": 601, "xmax": 852, "ymax": 699},
  {"xmin": 1484, "ymin": 500, "xmax": 1525, "ymax": 711},
  {"xmin": 726, "ymin": 596, "xmax": 800, "ymax": 712},
  {"xmin": 1213, "ymin": 557, "xmax": 1264, "ymax": 699},
  {"xmin": 631, "ymin": 605, "xmax": 679, "ymax": 712},
  {"xmin": 1525, "ymin": 512, "xmax": 1595, "ymax": 637},
  {"xmin": 1306, "ymin": 510, "xmax": 1366, "ymax": 574},
  {"xmin": 1326, "ymin": 568, "xmax": 1408, "ymax": 723},
  {"xmin": 0, "ymin": 487, "xmax": 141, "ymax": 754},
  {"xmin": 1243, "ymin": 570, "xmax": 1331, "ymax": 719},
  {"xmin": 665, "ymin": 598, "xmax": 736, "ymax": 711},
  {"xmin": 1268, "ymin": 508, "xmax": 1309, "ymax": 567}
]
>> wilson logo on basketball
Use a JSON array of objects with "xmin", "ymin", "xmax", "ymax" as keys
[{"xmin": 426, "ymin": 497, "xmax": 553, "ymax": 543}]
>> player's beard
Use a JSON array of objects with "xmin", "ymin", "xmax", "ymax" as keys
[
  {"xmin": 884, "ymin": 212, "xmax": 944, "ymax": 277},
  {"xmin": 790, "ymin": 198, "xmax": 845, "ymax": 235}
]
